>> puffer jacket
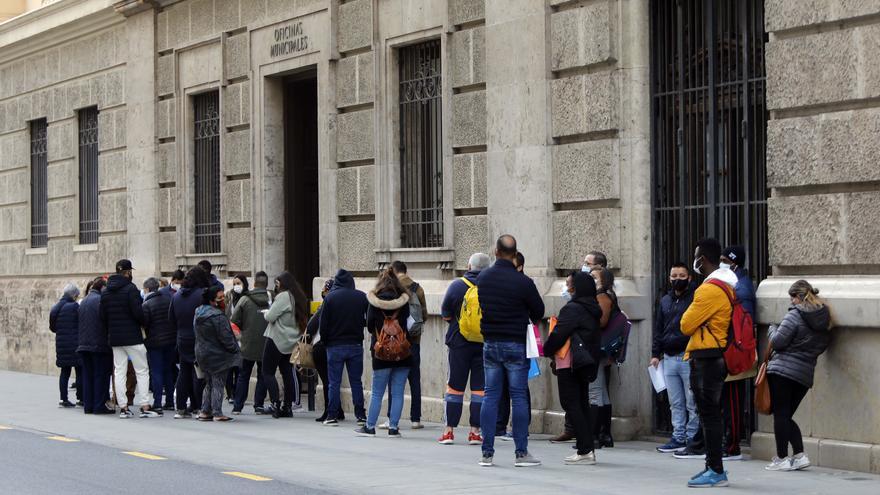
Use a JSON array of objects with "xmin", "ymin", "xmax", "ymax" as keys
[
  {"xmin": 100, "ymin": 274, "xmax": 144, "ymax": 347},
  {"xmin": 366, "ymin": 289, "xmax": 411, "ymax": 369},
  {"xmin": 652, "ymin": 286, "xmax": 695, "ymax": 358},
  {"xmin": 767, "ymin": 304, "xmax": 831, "ymax": 388},
  {"xmin": 194, "ymin": 305, "xmax": 241, "ymax": 375},
  {"xmin": 77, "ymin": 289, "xmax": 109, "ymax": 354},
  {"xmin": 230, "ymin": 288, "xmax": 270, "ymax": 362},
  {"xmin": 680, "ymin": 268, "xmax": 737, "ymax": 359},
  {"xmin": 169, "ymin": 286, "xmax": 203, "ymax": 363},
  {"xmin": 49, "ymin": 295, "xmax": 80, "ymax": 367},
  {"xmin": 142, "ymin": 287, "xmax": 176, "ymax": 349},
  {"xmin": 543, "ymin": 273, "xmax": 603, "ymax": 367}
]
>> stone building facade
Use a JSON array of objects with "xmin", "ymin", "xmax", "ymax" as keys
[{"xmin": 0, "ymin": 0, "xmax": 877, "ymax": 473}]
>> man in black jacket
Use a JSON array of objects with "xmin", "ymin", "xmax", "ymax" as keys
[
  {"xmin": 477, "ymin": 235, "xmax": 545, "ymax": 468},
  {"xmin": 318, "ymin": 269, "xmax": 369, "ymax": 426},
  {"xmin": 651, "ymin": 262, "xmax": 698, "ymax": 453},
  {"xmin": 101, "ymin": 259, "xmax": 157, "ymax": 419},
  {"xmin": 142, "ymin": 277, "xmax": 176, "ymax": 412}
]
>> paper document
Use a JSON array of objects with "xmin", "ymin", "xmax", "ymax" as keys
[{"xmin": 648, "ymin": 361, "xmax": 667, "ymax": 393}]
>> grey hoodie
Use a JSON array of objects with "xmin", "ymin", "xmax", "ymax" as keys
[{"xmin": 767, "ymin": 303, "xmax": 831, "ymax": 388}]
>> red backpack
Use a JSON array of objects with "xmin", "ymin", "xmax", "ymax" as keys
[{"xmin": 706, "ymin": 279, "xmax": 757, "ymax": 375}]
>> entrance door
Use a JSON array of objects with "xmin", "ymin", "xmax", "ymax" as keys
[{"xmin": 283, "ymin": 71, "xmax": 319, "ymax": 298}]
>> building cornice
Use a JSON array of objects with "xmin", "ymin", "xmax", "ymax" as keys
[{"xmin": 113, "ymin": 0, "xmax": 157, "ymax": 17}]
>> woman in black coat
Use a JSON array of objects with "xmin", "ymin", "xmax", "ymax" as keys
[
  {"xmin": 543, "ymin": 271, "xmax": 603, "ymax": 465},
  {"xmin": 50, "ymin": 283, "xmax": 82, "ymax": 407}
]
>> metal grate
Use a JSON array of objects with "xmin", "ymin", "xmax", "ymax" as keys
[
  {"xmin": 78, "ymin": 107, "xmax": 99, "ymax": 245},
  {"xmin": 193, "ymin": 91, "xmax": 221, "ymax": 254},
  {"xmin": 650, "ymin": 0, "xmax": 767, "ymax": 437},
  {"xmin": 30, "ymin": 119, "xmax": 48, "ymax": 248},
  {"xmin": 399, "ymin": 40, "xmax": 443, "ymax": 248}
]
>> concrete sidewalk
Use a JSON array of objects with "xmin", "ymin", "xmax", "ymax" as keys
[{"xmin": 1, "ymin": 370, "xmax": 877, "ymax": 494}]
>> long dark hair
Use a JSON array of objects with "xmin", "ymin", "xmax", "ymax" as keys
[
  {"xmin": 276, "ymin": 271, "xmax": 310, "ymax": 331},
  {"xmin": 374, "ymin": 267, "xmax": 405, "ymax": 296},
  {"xmin": 231, "ymin": 273, "xmax": 249, "ymax": 305},
  {"xmin": 595, "ymin": 267, "xmax": 617, "ymax": 305}
]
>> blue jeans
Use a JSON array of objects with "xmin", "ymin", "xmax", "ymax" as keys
[
  {"xmin": 480, "ymin": 340, "xmax": 530, "ymax": 456},
  {"xmin": 369, "ymin": 367, "xmax": 410, "ymax": 429},
  {"xmin": 664, "ymin": 352, "xmax": 700, "ymax": 443},
  {"xmin": 147, "ymin": 344, "xmax": 176, "ymax": 410},
  {"xmin": 326, "ymin": 344, "xmax": 366, "ymax": 419},
  {"xmin": 386, "ymin": 343, "xmax": 421, "ymax": 422}
]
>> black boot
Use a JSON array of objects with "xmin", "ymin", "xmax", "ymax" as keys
[
  {"xmin": 316, "ymin": 411, "xmax": 328, "ymax": 422},
  {"xmin": 279, "ymin": 405, "xmax": 293, "ymax": 418},
  {"xmin": 271, "ymin": 401, "xmax": 282, "ymax": 419},
  {"xmin": 599, "ymin": 405, "xmax": 614, "ymax": 448},
  {"xmin": 590, "ymin": 405, "xmax": 602, "ymax": 449}
]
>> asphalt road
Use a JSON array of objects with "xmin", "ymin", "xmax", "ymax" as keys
[{"xmin": 0, "ymin": 426, "xmax": 330, "ymax": 495}]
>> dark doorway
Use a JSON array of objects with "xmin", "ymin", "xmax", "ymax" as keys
[{"xmin": 283, "ymin": 71, "xmax": 319, "ymax": 299}]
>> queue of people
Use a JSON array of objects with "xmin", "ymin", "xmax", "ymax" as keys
[{"xmin": 46, "ymin": 234, "xmax": 833, "ymax": 489}]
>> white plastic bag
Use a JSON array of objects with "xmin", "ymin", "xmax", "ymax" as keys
[{"xmin": 526, "ymin": 324, "xmax": 541, "ymax": 359}]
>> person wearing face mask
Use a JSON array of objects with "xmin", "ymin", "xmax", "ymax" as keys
[
  {"xmin": 223, "ymin": 274, "xmax": 249, "ymax": 402},
  {"xmin": 169, "ymin": 269, "xmax": 185, "ymax": 294},
  {"xmin": 195, "ymin": 285, "xmax": 241, "ymax": 422},
  {"xmin": 718, "ymin": 245, "xmax": 757, "ymax": 462},
  {"xmin": 231, "ymin": 271, "xmax": 271, "ymax": 415},
  {"xmin": 581, "ymin": 251, "xmax": 608, "ymax": 275},
  {"xmin": 169, "ymin": 266, "xmax": 211, "ymax": 418},
  {"xmin": 679, "ymin": 238, "xmax": 738, "ymax": 488},
  {"xmin": 262, "ymin": 271, "xmax": 310, "ymax": 418},
  {"xmin": 142, "ymin": 277, "xmax": 176, "ymax": 414},
  {"xmin": 651, "ymin": 263, "xmax": 698, "ymax": 454},
  {"xmin": 589, "ymin": 266, "xmax": 620, "ymax": 449},
  {"xmin": 101, "ymin": 259, "xmax": 158, "ymax": 419}
]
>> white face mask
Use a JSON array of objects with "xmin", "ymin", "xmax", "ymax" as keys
[
  {"xmin": 233, "ymin": 285, "xmax": 243, "ymax": 294},
  {"xmin": 560, "ymin": 288, "xmax": 572, "ymax": 302},
  {"xmin": 581, "ymin": 265, "xmax": 591, "ymax": 273},
  {"xmin": 693, "ymin": 258, "xmax": 703, "ymax": 275},
  {"xmin": 139, "ymin": 289, "xmax": 146, "ymax": 299},
  {"xmin": 719, "ymin": 262, "xmax": 732, "ymax": 271},
  {"xmin": 171, "ymin": 283, "xmax": 181, "ymax": 291}
]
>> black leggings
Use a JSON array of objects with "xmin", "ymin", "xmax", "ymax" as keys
[
  {"xmin": 768, "ymin": 373, "xmax": 809, "ymax": 459},
  {"xmin": 314, "ymin": 342, "xmax": 329, "ymax": 411},
  {"xmin": 262, "ymin": 338, "xmax": 299, "ymax": 407}
]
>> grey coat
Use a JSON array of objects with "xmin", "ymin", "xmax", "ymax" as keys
[
  {"xmin": 767, "ymin": 304, "xmax": 831, "ymax": 388},
  {"xmin": 194, "ymin": 305, "xmax": 241, "ymax": 375}
]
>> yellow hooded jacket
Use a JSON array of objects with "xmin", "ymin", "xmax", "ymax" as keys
[{"xmin": 680, "ymin": 268, "xmax": 738, "ymax": 360}]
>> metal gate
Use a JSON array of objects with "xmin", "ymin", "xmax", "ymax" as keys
[
  {"xmin": 30, "ymin": 119, "xmax": 48, "ymax": 249},
  {"xmin": 399, "ymin": 40, "xmax": 443, "ymax": 248},
  {"xmin": 78, "ymin": 107, "xmax": 99, "ymax": 245},
  {"xmin": 650, "ymin": 0, "xmax": 768, "ymax": 436},
  {"xmin": 194, "ymin": 91, "xmax": 221, "ymax": 254}
]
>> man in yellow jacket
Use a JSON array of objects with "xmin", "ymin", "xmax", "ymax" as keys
[{"xmin": 679, "ymin": 238, "xmax": 737, "ymax": 488}]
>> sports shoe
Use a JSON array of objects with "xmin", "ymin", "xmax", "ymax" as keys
[
  {"xmin": 231, "ymin": 409, "xmax": 242, "ymax": 415},
  {"xmin": 411, "ymin": 422, "xmax": 424, "ymax": 430},
  {"xmin": 498, "ymin": 432, "xmax": 513, "ymax": 442},
  {"xmin": 355, "ymin": 426, "xmax": 375, "ymax": 437},
  {"xmin": 514, "ymin": 452, "xmax": 542, "ymax": 467},
  {"xmin": 468, "ymin": 432, "xmax": 483, "ymax": 445},
  {"xmin": 356, "ymin": 417, "xmax": 367, "ymax": 426},
  {"xmin": 687, "ymin": 468, "xmax": 729, "ymax": 487},
  {"xmin": 478, "ymin": 454, "xmax": 494, "ymax": 467},
  {"xmin": 174, "ymin": 410, "xmax": 192, "ymax": 419},
  {"xmin": 59, "ymin": 400, "xmax": 75, "ymax": 408},
  {"xmin": 119, "ymin": 408, "xmax": 134, "ymax": 419},
  {"xmin": 657, "ymin": 438, "xmax": 688, "ymax": 453},
  {"xmin": 378, "ymin": 421, "xmax": 390, "ymax": 430},
  {"xmin": 791, "ymin": 453, "xmax": 811, "ymax": 471},
  {"xmin": 722, "ymin": 450, "xmax": 743, "ymax": 461},
  {"xmin": 550, "ymin": 431, "xmax": 576, "ymax": 443},
  {"xmin": 140, "ymin": 408, "xmax": 161, "ymax": 418},
  {"xmin": 565, "ymin": 451, "xmax": 597, "ymax": 465},
  {"xmin": 323, "ymin": 419, "xmax": 339, "ymax": 427},
  {"xmin": 197, "ymin": 414, "xmax": 214, "ymax": 422},
  {"xmin": 438, "ymin": 431, "xmax": 455, "ymax": 445},
  {"xmin": 765, "ymin": 456, "xmax": 793, "ymax": 471},
  {"xmin": 254, "ymin": 406, "xmax": 267, "ymax": 415},
  {"xmin": 674, "ymin": 447, "xmax": 706, "ymax": 459},
  {"xmin": 388, "ymin": 428, "xmax": 402, "ymax": 438}
]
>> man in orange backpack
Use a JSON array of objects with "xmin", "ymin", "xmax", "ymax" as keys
[{"xmin": 680, "ymin": 238, "xmax": 737, "ymax": 488}]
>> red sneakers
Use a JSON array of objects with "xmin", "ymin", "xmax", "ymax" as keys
[
  {"xmin": 438, "ymin": 431, "xmax": 455, "ymax": 445},
  {"xmin": 468, "ymin": 432, "xmax": 483, "ymax": 445}
]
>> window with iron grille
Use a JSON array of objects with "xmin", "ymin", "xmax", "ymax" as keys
[
  {"xmin": 650, "ymin": 0, "xmax": 767, "ymax": 437},
  {"xmin": 399, "ymin": 40, "xmax": 443, "ymax": 248},
  {"xmin": 78, "ymin": 107, "xmax": 99, "ymax": 245},
  {"xmin": 30, "ymin": 119, "xmax": 48, "ymax": 248},
  {"xmin": 193, "ymin": 91, "xmax": 221, "ymax": 254}
]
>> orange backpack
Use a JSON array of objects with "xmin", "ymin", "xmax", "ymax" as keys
[{"xmin": 374, "ymin": 311, "xmax": 411, "ymax": 362}]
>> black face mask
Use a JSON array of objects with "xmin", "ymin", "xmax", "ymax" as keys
[{"xmin": 671, "ymin": 279, "xmax": 689, "ymax": 292}]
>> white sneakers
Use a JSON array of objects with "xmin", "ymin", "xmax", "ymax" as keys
[
  {"xmin": 765, "ymin": 453, "xmax": 810, "ymax": 471},
  {"xmin": 564, "ymin": 451, "xmax": 597, "ymax": 465}
]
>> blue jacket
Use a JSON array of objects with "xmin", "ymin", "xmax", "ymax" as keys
[
  {"xmin": 732, "ymin": 268, "xmax": 756, "ymax": 320},
  {"xmin": 476, "ymin": 259, "xmax": 545, "ymax": 343},
  {"xmin": 169, "ymin": 286, "xmax": 203, "ymax": 363},
  {"xmin": 77, "ymin": 289, "xmax": 109, "ymax": 354},
  {"xmin": 100, "ymin": 274, "xmax": 145, "ymax": 347},
  {"xmin": 652, "ymin": 286, "xmax": 694, "ymax": 358},
  {"xmin": 440, "ymin": 269, "xmax": 481, "ymax": 348},
  {"xmin": 49, "ymin": 295, "xmax": 80, "ymax": 367},
  {"xmin": 318, "ymin": 270, "xmax": 368, "ymax": 347},
  {"xmin": 143, "ymin": 287, "xmax": 176, "ymax": 349}
]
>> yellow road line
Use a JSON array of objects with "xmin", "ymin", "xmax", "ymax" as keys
[
  {"xmin": 46, "ymin": 435, "xmax": 79, "ymax": 442},
  {"xmin": 222, "ymin": 471, "xmax": 272, "ymax": 481},
  {"xmin": 122, "ymin": 451, "xmax": 167, "ymax": 460}
]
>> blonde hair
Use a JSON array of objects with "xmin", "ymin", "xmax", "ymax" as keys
[{"xmin": 788, "ymin": 280, "xmax": 822, "ymax": 307}]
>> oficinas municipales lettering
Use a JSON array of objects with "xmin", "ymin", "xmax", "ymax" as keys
[{"xmin": 270, "ymin": 22, "xmax": 309, "ymax": 57}]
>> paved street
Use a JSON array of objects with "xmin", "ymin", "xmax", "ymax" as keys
[{"xmin": 1, "ymin": 370, "xmax": 878, "ymax": 494}]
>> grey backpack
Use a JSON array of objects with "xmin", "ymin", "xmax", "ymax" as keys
[{"xmin": 407, "ymin": 282, "xmax": 425, "ymax": 337}]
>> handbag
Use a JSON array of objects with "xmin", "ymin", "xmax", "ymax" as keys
[
  {"xmin": 754, "ymin": 342, "xmax": 773, "ymax": 415},
  {"xmin": 569, "ymin": 332, "xmax": 595, "ymax": 370},
  {"xmin": 290, "ymin": 333, "xmax": 316, "ymax": 370}
]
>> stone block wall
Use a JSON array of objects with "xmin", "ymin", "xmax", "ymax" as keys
[
  {"xmin": 334, "ymin": 0, "xmax": 376, "ymax": 272},
  {"xmin": 755, "ymin": 0, "xmax": 880, "ymax": 473},
  {"xmin": 450, "ymin": 0, "xmax": 488, "ymax": 270}
]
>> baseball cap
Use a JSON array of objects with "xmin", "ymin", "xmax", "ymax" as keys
[
  {"xmin": 722, "ymin": 246, "xmax": 746, "ymax": 265},
  {"xmin": 115, "ymin": 259, "xmax": 134, "ymax": 272}
]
